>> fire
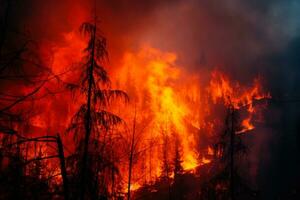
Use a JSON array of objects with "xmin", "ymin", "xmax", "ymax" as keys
[
  {"xmin": 208, "ymin": 70, "xmax": 271, "ymax": 134},
  {"xmin": 240, "ymin": 118, "xmax": 255, "ymax": 133},
  {"xmin": 7, "ymin": 28, "xmax": 270, "ymax": 192},
  {"xmin": 117, "ymin": 47, "xmax": 199, "ymax": 173},
  {"xmin": 115, "ymin": 46, "xmax": 270, "ymax": 184},
  {"xmin": 52, "ymin": 32, "xmax": 86, "ymax": 75},
  {"xmin": 0, "ymin": 1, "xmax": 278, "ymax": 198}
]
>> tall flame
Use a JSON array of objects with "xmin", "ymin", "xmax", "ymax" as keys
[
  {"xmin": 18, "ymin": 31, "xmax": 270, "ymax": 190},
  {"xmin": 114, "ymin": 46, "xmax": 270, "ymax": 183},
  {"xmin": 117, "ymin": 47, "xmax": 199, "ymax": 172}
]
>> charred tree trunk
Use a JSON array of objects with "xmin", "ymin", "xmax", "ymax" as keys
[
  {"xmin": 80, "ymin": 18, "xmax": 96, "ymax": 199},
  {"xmin": 56, "ymin": 134, "xmax": 69, "ymax": 200},
  {"xmin": 161, "ymin": 129, "xmax": 172, "ymax": 200},
  {"xmin": 127, "ymin": 110, "xmax": 136, "ymax": 200},
  {"xmin": 127, "ymin": 136, "xmax": 134, "ymax": 200},
  {"xmin": 230, "ymin": 105, "xmax": 235, "ymax": 200},
  {"xmin": 110, "ymin": 135, "xmax": 116, "ymax": 199}
]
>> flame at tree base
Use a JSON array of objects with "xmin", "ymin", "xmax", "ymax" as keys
[{"xmin": 112, "ymin": 46, "xmax": 270, "ymax": 186}]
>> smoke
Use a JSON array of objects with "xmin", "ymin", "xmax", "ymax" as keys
[
  {"xmin": 11, "ymin": 0, "xmax": 300, "ymax": 76},
  {"xmin": 98, "ymin": 0, "xmax": 300, "ymax": 76}
]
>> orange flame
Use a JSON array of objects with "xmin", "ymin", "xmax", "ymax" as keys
[
  {"xmin": 208, "ymin": 70, "xmax": 271, "ymax": 134},
  {"xmin": 19, "ymin": 30, "xmax": 270, "ymax": 191}
]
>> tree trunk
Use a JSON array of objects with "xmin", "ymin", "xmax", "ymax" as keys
[
  {"xmin": 80, "ymin": 23, "xmax": 96, "ymax": 200},
  {"xmin": 127, "ymin": 110, "xmax": 136, "ymax": 200},
  {"xmin": 230, "ymin": 106, "xmax": 235, "ymax": 200},
  {"xmin": 56, "ymin": 134, "xmax": 69, "ymax": 200}
]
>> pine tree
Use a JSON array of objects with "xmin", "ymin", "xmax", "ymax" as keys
[
  {"xmin": 173, "ymin": 132, "xmax": 183, "ymax": 179},
  {"xmin": 209, "ymin": 102, "xmax": 248, "ymax": 200},
  {"xmin": 67, "ymin": 16, "xmax": 128, "ymax": 200}
]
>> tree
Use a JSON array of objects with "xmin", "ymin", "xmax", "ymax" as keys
[
  {"xmin": 0, "ymin": 0, "xmax": 57, "ymax": 140},
  {"xmin": 67, "ymin": 16, "xmax": 128, "ymax": 200},
  {"xmin": 127, "ymin": 110, "xmax": 137, "ymax": 200},
  {"xmin": 125, "ymin": 107, "xmax": 149, "ymax": 200},
  {"xmin": 0, "ymin": 132, "xmax": 70, "ymax": 199},
  {"xmin": 173, "ymin": 132, "xmax": 183, "ymax": 179},
  {"xmin": 160, "ymin": 127, "xmax": 172, "ymax": 200},
  {"xmin": 161, "ymin": 128, "xmax": 172, "ymax": 180},
  {"xmin": 205, "ymin": 101, "xmax": 251, "ymax": 200},
  {"xmin": 172, "ymin": 132, "xmax": 184, "ymax": 200}
]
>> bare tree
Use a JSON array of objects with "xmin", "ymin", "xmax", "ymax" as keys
[
  {"xmin": 127, "ymin": 110, "xmax": 137, "ymax": 200},
  {"xmin": 160, "ymin": 127, "xmax": 172, "ymax": 200},
  {"xmin": 173, "ymin": 132, "xmax": 183, "ymax": 179},
  {"xmin": 207, "ymin": 100, "xmax": 249, "ymax": 200},
  {"xmin": 0, "ymin": 131, "xmax": 70, "ymax": 199},
  {"xmin": 125, "ymin": 107, "xmax": 149, "ymax": 200}
]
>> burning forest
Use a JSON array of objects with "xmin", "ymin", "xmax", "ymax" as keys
[{"xmin": 0, "ymin": 0, "xmax": 299, "ymax": 200}]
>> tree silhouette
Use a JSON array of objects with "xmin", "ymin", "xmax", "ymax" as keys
[
  {"xmin": 204, "ymin": 101, "xmax": 254, "ymax": 200},
  {"xmin": 172, "ymin": 132, "xmax": 184, "ymax": 200},
  {"xmin": 173, "ymin": 132, "xmax": 183, "ymax": 178},
  {"xmin": 124, "ymin": 106, "xmax": 150, "ymax": 200},
  {"xmin": 66, "ymin": 17, "xmax": 128, "ymax": 199}
]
